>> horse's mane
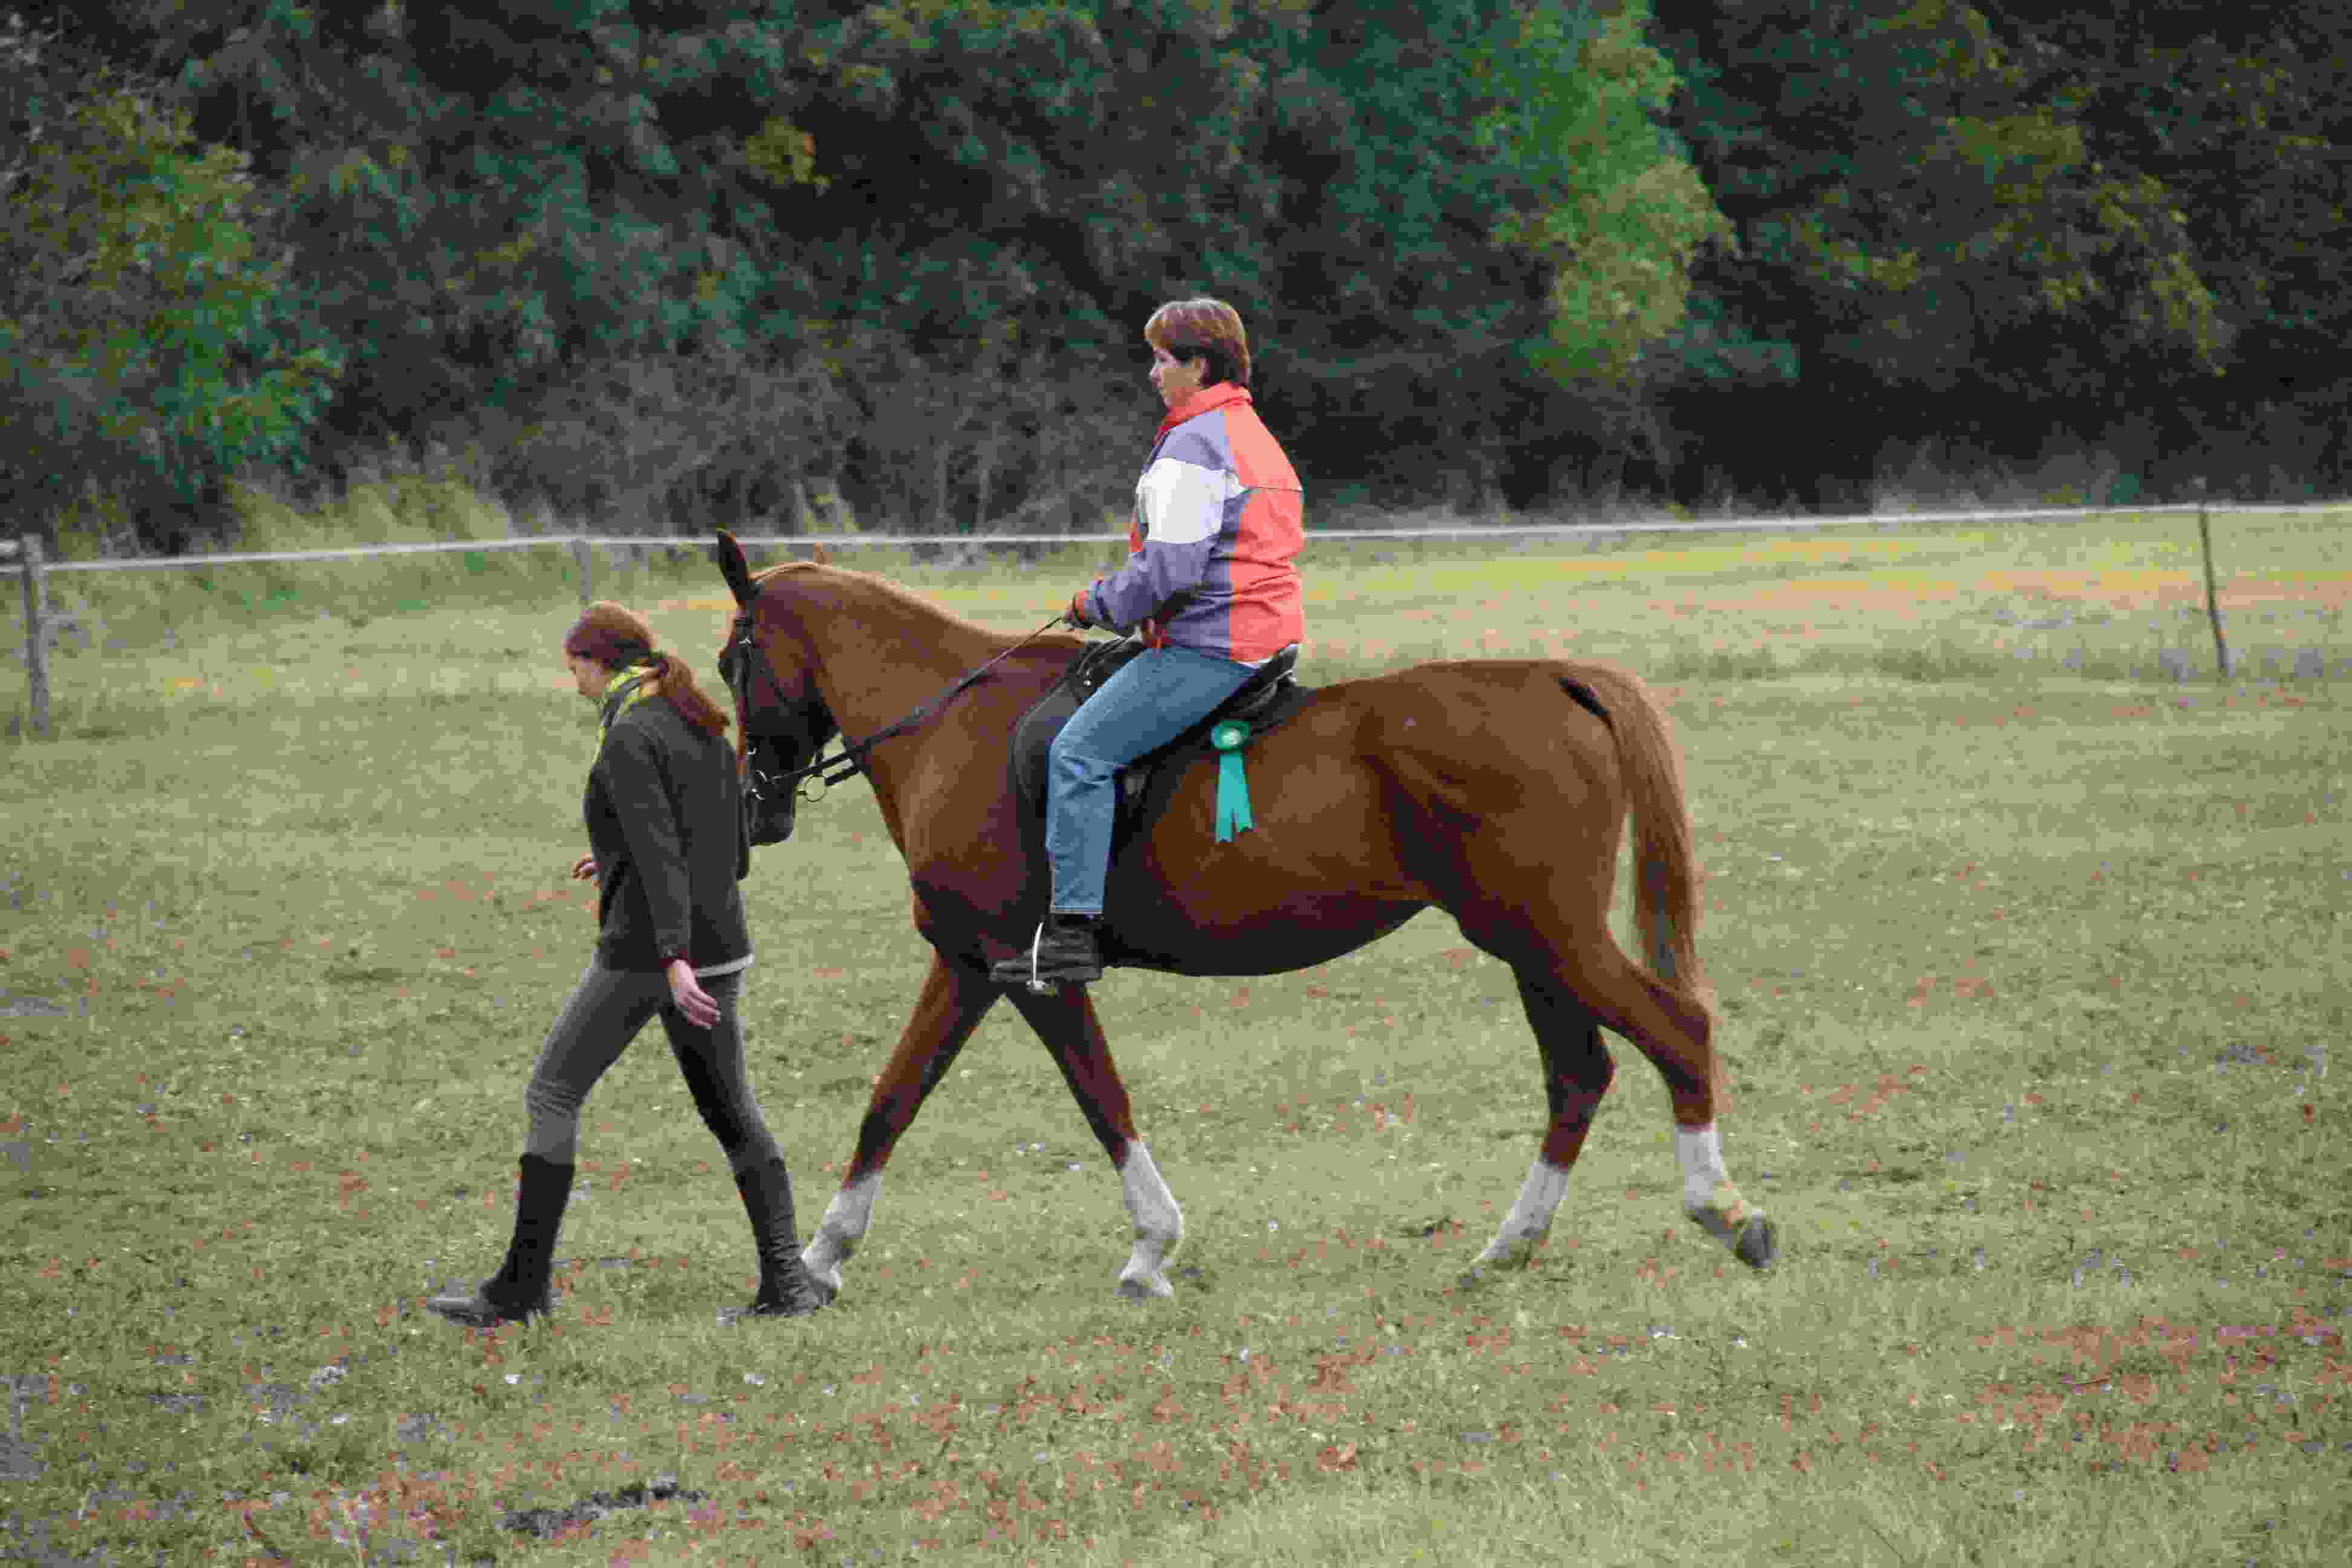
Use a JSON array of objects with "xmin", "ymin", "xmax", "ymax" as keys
[{"xmin": 750, "ymin": 560, "xmax": 1083, "ymax": 654}]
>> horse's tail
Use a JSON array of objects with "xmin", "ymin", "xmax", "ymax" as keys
[{"xmin": 1558, "ymin": 665, "xmax": 1722, "ymax": 1104}]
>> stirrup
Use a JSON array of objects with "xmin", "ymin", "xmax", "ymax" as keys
[
  {"xmin": 989, "ymin": 920, "xmax": 1097, "ymax": 992},
  {"xmin": 1019, "ymin": 921, "xmax": 1050, "ymax": 995}
]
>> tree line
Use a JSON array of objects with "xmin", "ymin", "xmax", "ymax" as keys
[{"xmin": 2, "ymin": 1, "xmax": 2344, "ymax": 553}]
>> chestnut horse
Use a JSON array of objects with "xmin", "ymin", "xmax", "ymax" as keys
[{"xmin": 710, "ymin": 531, "xmax": 1776, "ymax": 1301}]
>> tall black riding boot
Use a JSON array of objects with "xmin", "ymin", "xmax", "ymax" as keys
[
  {"xmin": 733, "ymin": 1158, "xmax": 831, "ymax": 1319},
  {"xmin": 426, "ymin": 1154, "xmax": 573, "ymax": 1327}
]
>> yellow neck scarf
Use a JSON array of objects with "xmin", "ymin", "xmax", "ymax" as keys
[{"xmin": 596, "ymin": 661, "xmax": 662, "ymax": 751}]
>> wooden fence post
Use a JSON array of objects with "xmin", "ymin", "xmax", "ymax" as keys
[
  {"xmin": 2196, "ymin": 500, "xmax": 2231, "ymax": 681},
  {"xmin": 12, "ymin": 534, "xmax": 48, "ymax": 738},
  {"xmin": 572, "ymin": 537, "xmax": 592, "ymax": 607}
]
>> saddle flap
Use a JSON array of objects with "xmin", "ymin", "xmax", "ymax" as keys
[
  {"xmin": 1008, "ymin": 638, "xmax": 1148, "ymax": 812},
  {"xmin": 1007, "ymin": 641, "xmax": 1312, "ymax": 840}
]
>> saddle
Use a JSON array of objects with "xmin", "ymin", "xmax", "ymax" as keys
[{"xmin": 1008, "ymin": 638, "xmax": 1315, "ymax": 852}]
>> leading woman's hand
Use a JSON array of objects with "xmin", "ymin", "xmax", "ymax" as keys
[
  {"xmin": 666, "ymin": 958, "xmax": 720, "ymax": 1030},
  {"xmin": 570, "ymin": 854, "xmax": 596, "ymax": 881}
]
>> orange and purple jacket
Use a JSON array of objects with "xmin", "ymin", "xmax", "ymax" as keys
[{"xmin": 1079, "ymin": 384, "xmax": 1304, "ymax": 665}]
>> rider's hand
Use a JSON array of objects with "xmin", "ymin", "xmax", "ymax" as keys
[
  {"xmin": 1063, "ymin": 589, "xmax": 1092, "ymax": 630},
  {"xmin": 569, "ymin": 854, "xmax": 597, "ymax": 881}
]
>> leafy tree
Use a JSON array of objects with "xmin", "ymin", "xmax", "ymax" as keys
[
  {"xmin": 1232, "ymin": 0, "xmax": 1728, "ymax": 503},
  {"xmin": 29, "ymin": 1, "xmax": 1734, "ymax": 523},
  {"xmin": 1647, "ymin": 0, "xmax": 2352, "ymax": 501},
  {"xmin": 1976, "ymin": 1, "xmax": 2352, "ymax": 493},
  {"xmin": 1471, "ymin": 2, "xmax": 1730, "ymax": 385},
  {"xmin": 0, "ymin": 19, "xmax": 341, "ymax": 549}
]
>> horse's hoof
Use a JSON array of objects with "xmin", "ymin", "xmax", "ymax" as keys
[
  {"xmin": 1687, "ymin": 1191, "xmax": 1774, "ymax": 1268},
  {"xmin": 1734, "ymin": 1215, "xmax": 1779, "ymax": 1270},
  {"xmin": 801, "ymin": 1255, "xmax": 845, "ymax": 1301},
  {"xmin": 1114, "ymin": 1272, "xmax": 1174, "ymax": 1300},
  {"xmin": 1468, "ymin": 1241, "xmax": 1543, "ymax": 1279}
]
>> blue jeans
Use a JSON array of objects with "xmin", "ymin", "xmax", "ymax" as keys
[{"xmin": 1046, "ymin": 645, "xmax": 1255, "ymax": 915}]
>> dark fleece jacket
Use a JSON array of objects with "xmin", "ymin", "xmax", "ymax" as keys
[{"xmin": 583, "ymin": 687, "xmax": 753, "ymax": 973}]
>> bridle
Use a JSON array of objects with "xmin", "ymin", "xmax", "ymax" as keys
[{"xmin": 721, "ymin": 597, "xmax": 1067, "ymax": 808}]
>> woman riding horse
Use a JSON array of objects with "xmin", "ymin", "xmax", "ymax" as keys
[{"xmin": 991, "ymin": 298, "xmax": 1306, "ymax": 990}]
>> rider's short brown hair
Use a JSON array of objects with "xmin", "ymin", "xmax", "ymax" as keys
[{"xmin": 1145, "ymin": 298, "xmax": 1250, "ymax": 388}]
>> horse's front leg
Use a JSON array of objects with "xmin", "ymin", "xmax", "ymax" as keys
[
  {"xmin": 803, "ymin": 950, "xmax": 999, "ymax": 1299},
  {"xmin": 1002, "ymin": 982, "xmax": 1181, "ymax": 1299}
]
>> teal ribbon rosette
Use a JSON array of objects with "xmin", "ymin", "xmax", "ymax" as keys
[{"xmin": 1210, "ymin": 719, "xmax": 1253, "ymax": 842}]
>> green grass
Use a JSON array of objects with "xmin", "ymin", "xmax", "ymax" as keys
[{"xmin": 1, "ymin": 503, "xmax": 2348, "ymax": 1566}]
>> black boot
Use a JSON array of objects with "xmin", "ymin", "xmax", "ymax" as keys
[
  {"xmin": 734, "ymin": 1158, "xmax": 831, "ymax": 1319},
  {"xmin": 426, "ymin": 1154, "xmax": 572, "ymax": 1327},
  {"xmin": 989, "ymin": 912, "xmax": 1103, "ymax": 990}
]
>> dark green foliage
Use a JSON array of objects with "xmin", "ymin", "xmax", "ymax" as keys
[
  {"xmin": 2, "ymin": 0, "xmax": 2345, "ymax": 543},
  {"xmin": 0, "ymin": 15, "xmax": 340, "ymax": 549},
  {"xmin": 1651, "ymin": 0, "xmax": 2352, "ymax": 502}
]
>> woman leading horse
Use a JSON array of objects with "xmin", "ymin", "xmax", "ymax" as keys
[{"xmin": 426, "ymin": 600, "xmax": 829, "ymax": 1328}]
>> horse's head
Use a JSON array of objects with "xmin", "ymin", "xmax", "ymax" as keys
[{"xmin": 714, "ymin": 533, "xmax": 841, "ymax": 845}]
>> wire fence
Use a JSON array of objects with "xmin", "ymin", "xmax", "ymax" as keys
[{"xmin": 5, "ymin": 501, "xmax": 2345, "ymax": 737}]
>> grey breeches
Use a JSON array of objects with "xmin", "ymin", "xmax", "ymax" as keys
[{"xmin": 520, "ymin": 964, "xmax": 782, "ymax": 1173}]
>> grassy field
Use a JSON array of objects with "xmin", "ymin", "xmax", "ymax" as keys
[{"xmin": 2, "ymin": 502, "xmax": 2348, "ymax": 1566}]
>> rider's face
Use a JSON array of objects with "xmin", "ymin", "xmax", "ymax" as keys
[{"xmin": 1149, "ymin": 344, "xmax": 1206, "ymax": 410}]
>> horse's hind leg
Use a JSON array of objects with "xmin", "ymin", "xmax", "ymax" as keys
[
  {"xmin": 1568, "ymin": 945, "xmax": 1777, "ymax": 1270},
  {"xmin": 803, "ymin": 950, "xmax": 1000, "ymax": 1298},
  {"xmin": 1475, "ymin": 970, "xmax": 1614, "ymax": 1267},
  {"xmin": 1002, "ymin": 982, "xmax": 1181, "ymax": 1299},
  {"xmin": 1482, "ymin": 949, "xmax": 1774, "ymax": 1271}
]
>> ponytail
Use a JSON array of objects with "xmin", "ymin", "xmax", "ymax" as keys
[{"xmin": 647, "ymin": 650, "xmax": 735, "ymax": 755}]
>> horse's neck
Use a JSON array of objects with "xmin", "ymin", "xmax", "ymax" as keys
[{"xmin": 808, "ymin": 579, "xmax": 1025, "ymax": 737}]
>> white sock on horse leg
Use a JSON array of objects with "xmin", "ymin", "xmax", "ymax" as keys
[
  {"xmin": 1503, "ymin": 1157, "xmax": 1569, "ymax": 1240},
  {"xmin": 1119, "ymin": 1142, "xmax": 1181, "ymax": 1249},
  {"xmin": 1674, "ymin": 1122, "xmax": 1730, "ymax": 1211},
  {"xmin": 1112, "ymin": 1142, "xmax": 1182, "ymax": 1296},
  {"xmin": 803, "ymin": 1171, "xmax": 879, "ymax": 1290},
  {"xmin": 1477, "ymin": 1157, "xmax": 1571, "ymax": 1262}
]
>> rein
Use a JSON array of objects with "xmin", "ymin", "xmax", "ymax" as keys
[{"xmin": 727, "ymin": 606, "xmax": 1067, "ymax": 804}]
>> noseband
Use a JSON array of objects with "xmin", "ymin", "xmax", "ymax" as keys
[{"xmin": 722, "ymin": 599, "xmax": 1067, "ymax": 806}]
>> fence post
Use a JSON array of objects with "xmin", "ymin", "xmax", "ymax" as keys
[
  {"xmin": 572, "ymin": 537, "xmax": 592, "ymax": 607},
  {"xmin": 13, "ymin": 534, "xmax": 48, "ymax": 738},
  {"xmin": 2196, "ymin": 500, "xmax": 2230, "ymax": 681}
]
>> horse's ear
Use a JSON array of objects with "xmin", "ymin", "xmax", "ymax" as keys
[
  {"xmin": 810, "ymin": 541, "xmax": 830, "ymax": 567},
  {"xmin": 714, "ymin": 530, "xmax": 754, "ymax": 606}
]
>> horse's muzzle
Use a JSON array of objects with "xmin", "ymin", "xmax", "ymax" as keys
[{"xmin": 748, "ymin": 791, "xmax": 797, "ymax": 846}]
